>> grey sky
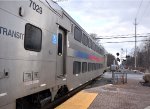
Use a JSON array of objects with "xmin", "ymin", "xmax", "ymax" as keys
[{"xmin": 58, "ymin": 0, "xmax": 150, "ymax": 57}]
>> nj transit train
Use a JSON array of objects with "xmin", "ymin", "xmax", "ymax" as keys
[{"xmin": 0, "ymin": 0, "xmax": 107, "ymax": 109}]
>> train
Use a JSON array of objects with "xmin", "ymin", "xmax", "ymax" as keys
[{"xmin": 0, "ymin": 0, "xmax": 107, "ymax": 109}]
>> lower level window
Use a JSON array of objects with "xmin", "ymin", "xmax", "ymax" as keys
[
  {"xmin": 82, "ymin": 62, "xmax": 87, "ymax": 73},
  {"xmin": 73, "ymin": 61, "xmax": 81, "ymax": 74}
]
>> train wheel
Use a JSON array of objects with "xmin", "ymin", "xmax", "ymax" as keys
[{"xmin": 54, "ymin": 85, "xmax": 69, "ymax": 100}]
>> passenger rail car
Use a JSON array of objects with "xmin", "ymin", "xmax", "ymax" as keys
[{"xmin": 0, "ymin": 0, "xmax": 107, "ymax": 109}]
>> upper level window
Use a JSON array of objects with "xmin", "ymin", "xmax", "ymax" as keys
[
  {"xmin": 91, "ymin": 41, "xmax": 94, "ymax": 50},
  {"xmin": 92, "ymin": 42, "xmax": 95, "ymax": 51},
  {"xmin": 82, "ymin": 33, "xmax": 88, "ymax": 46},
  {"xmin": 96, "ymin": 45, "xmax": 99, "ymax": 53},
  {"xmin": 24, "ymin": 23, "xmax": 42, "ymax": 52},
  {"xmin": 99, "ymin": 48, "xmax": 104, "ymax": 55},
  {"xmin": 71, "ymin": 23, "xmax": 74, "ymax": 33},
  {"xmin": 94, "ymin": 44, "xmax": 96, "ymax": 51},
  {"xmin": 101, "ymin": 49, "xmax": 104, "ymax": 55},
  {"xmin": 98, "ymin": 48, "xmax": 101, "ymax": 54},
  {"xmin": 74, "ymin": 26, "xmax": 82, "ymax": 42},
  {"xmin": 88, "ymin": 39, "xmax": 92, "ymax": 49}
]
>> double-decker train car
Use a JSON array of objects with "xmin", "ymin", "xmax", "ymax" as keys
[{"xmin": 0, "ymin": 0, "xmax": 107, "ymax": 109}]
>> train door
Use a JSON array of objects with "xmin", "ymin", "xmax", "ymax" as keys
[{"xmin": 56, "ymin": 27, "xmax": 67, "ymax": 78}]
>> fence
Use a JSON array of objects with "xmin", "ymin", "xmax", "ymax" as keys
[{"xmin": 112, "ymin": 72, "xmax": 127, "ymax": 84}]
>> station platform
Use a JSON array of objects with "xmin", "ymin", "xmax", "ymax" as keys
[
  {"xmin": 55, "ymin": 73, "xmax": 150, "ymax": 109},
  {"xmin": 55, "ymin": 91, "xmax": 97, "ymax": 109}
]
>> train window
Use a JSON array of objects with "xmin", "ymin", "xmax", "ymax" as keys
[
  {"xmin": 58, "ymin": 33, "xmax": 63, "ymax": 55},
  {"xmin": 82, "ymin": 62, "xmax": 87, "ymax": 73},
  {"xmin": 92, "ymin": 42, "xmax": 95, "ymax": 50},
  {"xmin": 99, "ymin": 63, "xmax": 103, "ymax": 69},
  {"xmin": 102, "ymin": 49, "xmax": 104, "ymax": 55},
  {"xmin": 73, "ymin": 61, "xmax": 81, "ymax": 74},
  {"xmin": 24, "ymin": 23, "xmax": 42, "ymax": 52},
  {"xmin": 91, "ymin": 63, "xmax": 94, "ymax": 71},
  {"xmin": 100, "ymin": 64, "xmax": 102, "ymax": 69},
  {"xmin": 92, "ymin": 42, "xmax": 95, "ymax": 51},
  {"xmin": 98, "ymin": 48, "xmax": 101, "ymax": 54},
  {"xmin": 88, "ymin": 63, "xmax": 92, "ymax": 71},
  {"xmin": 88, "ymin": 63, "xmax": 90, "ymax": 71},
  {"xmin": 94, "ymin": 63, "xmax": 96, "ymax": 70},
  {"xmin": 91, "ymin": 63, "xmax": 93, "ymax": 71},
  {"xmin": 88, "ymin": 39, "xmax": 92, "ymax": 48},
  {"xmin": 96, "ymin": 46, "xmax": 99, "ymax": 53},
  {"xmin": 98, "ymin": 64, "xmax": 100, "ymax": 69},
  {"xmin": 71, "ymin": 23, "xmax": 74, "ymax": 33},
  {"xmin": 87, "ymin": 37, "xmax": 89, "ymax": 46},
  {"xmin": 99, "ymin": 48, "xmax": 102, "ymax": 55},
  {"xmin": 95, "ymin": 45, "xmax": 97, "ymax": 52},
  {"xmin": 82, "ymin": 34, "xmax": 88, "ymax": 46},
  {"xmin": 96, "ymin": 63, "xmax": 99, "ymax": 70},
  {"xmin": 91, "ymin": 41, "xmax": 94, "ymax": 50},
  {"xmin": 94, "ymin": 44, "xmax": 96, "ymax": 51},
  {"xmin": 100, "ymin": 48, "xmax": 104, "ymax": 55},
  {"xmin": 74, "ymin": 26, "xmax": 82, "ymax": 42}
]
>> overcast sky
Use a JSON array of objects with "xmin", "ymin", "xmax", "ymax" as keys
[{"xmin": 57, "ymin": 0, "xmax": 150, "ymax": 58}]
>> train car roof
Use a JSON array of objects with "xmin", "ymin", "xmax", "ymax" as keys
[
  {"xmin": 40, "ymin": 0, "xmax": 87, "ymax": 32},
  {"xmin": 40, "ymin": 0, "xmax": 105, "ymax": 51}
]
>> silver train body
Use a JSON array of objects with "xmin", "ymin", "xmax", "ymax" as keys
[{"xmin": 0, "ymin": 0, "xmax": 107, "ymax": 109}]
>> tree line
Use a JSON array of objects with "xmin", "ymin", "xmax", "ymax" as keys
[{"xmin": 126, "ymin": 37, "xmax": 150, "ymax": 72}]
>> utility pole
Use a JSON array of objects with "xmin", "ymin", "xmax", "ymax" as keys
[{"xmin": 134, "ymin": 18, "xmax": 138, "ymax": 69}]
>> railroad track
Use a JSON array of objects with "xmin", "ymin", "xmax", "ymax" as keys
[{"xmin": 42, "ymin": 76, "xmax": 101, "ymax": 109}]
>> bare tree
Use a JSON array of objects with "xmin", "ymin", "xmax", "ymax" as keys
[
  {"xmin": 90, "ymin": 33, "xmax": 97, "ymax": 40},
  {"xmin": 107, "ymin": 53, "xmax": 118, "ymax": 67},
  {"xmin": 126, "ymin": 37, "xmax": 150, "ymax": 72}
]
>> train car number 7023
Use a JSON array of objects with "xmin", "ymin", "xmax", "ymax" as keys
[{"xmin": 29, "ymin": 0, "xmax": 42, "ymax": 14}]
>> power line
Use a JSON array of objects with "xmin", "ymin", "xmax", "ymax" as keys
[
  {"xmin": 96, "ymin": 35, "xmax": 149, "ymax": 39},
  {"xmin": 135, "ymin": 0, "xmax": 144, "ymax": 19},
  {"xmin": 139, "ymin": 1, "xmax": 150, "ymax": 23},
  {"xmin": 96, "ymin": 33, "xmax": 150, "ymax": 38},
  {"xmin": 102, "ymin": 40, "xmax": 149, "ymax": 44}
]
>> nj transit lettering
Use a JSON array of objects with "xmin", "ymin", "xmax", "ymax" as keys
[{"xmin": 0, "ymin": 26, "xmax": 24, "ymax": 40}]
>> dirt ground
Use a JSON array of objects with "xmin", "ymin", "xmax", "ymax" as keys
[{"xmin": 85, "ymin": 73, "xmax": 150, "ymax": 109}]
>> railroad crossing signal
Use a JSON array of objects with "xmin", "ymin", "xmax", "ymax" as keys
[
  {"xmin": 117, "ymin": 58, "xmax": 120, "ymax": 62},
  {"xmin": 116, "ymin": 53, "xmax": 119, "ymax": 56}
]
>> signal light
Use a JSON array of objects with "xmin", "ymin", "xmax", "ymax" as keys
[
  {"xmin": 117, "ymin": 58, "xmax": 120, "ymax": 62},
  {"xmin": 116, "ymin": 53, "xmax": 119, "ymax": 56}
]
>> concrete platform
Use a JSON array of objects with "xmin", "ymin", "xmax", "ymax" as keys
[
  {"xmin": 55, "ymin": 91, "xmax": 98, "ymax": 109},
  {"xmin": 85, "ymin": 73, "xmax": 150, "ymax": 109},
  {"xmin": 56, "ymin": 73, "xmax": 150, "ymax": 109}
]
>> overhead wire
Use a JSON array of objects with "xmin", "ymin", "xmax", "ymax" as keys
[
  {"xmin": 135, "ymin": 0, "xmax": 144, "ymax": 20},
  {"xmin": 96, "ymin": 33, "xmax": 150, "ymax": 38},
  {"xmin": 96, "ymin": 35, "xmax": 149, "ymax": 39},
  {"xmin": 138, "ymin": 1, "xmax": 150, "ymax": 23},
  {"xmin": 102, "ymin": 40, "xmax": 150, "ymax": 44}
]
